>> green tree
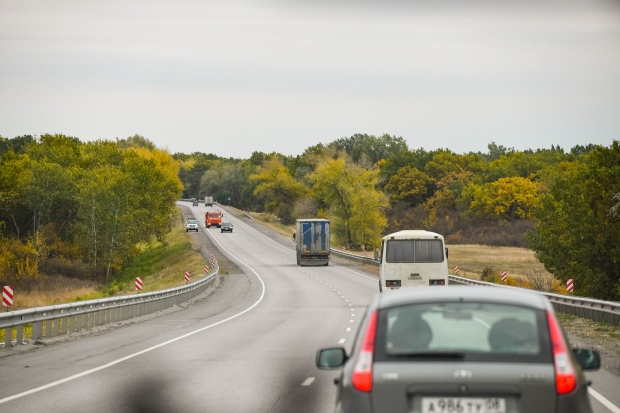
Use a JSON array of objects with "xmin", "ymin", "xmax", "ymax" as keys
[
  {"xmin": 329, "ymin": 133, "xmax": 408, "ymax": 166},
  {"xmin": 527, "ymin": 141, "xmax": 620, "ymax": 300}
]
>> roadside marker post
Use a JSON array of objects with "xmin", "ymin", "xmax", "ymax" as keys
[
  {"xmin": 501, "ymin": 271, "xmax": 507, "ymax": 282},
  {"xmin": 2, "ymin": 286, "xmax": 13, "ymax": 311},
  {"xmin": 135, "ymin": 277, "xmax": 143, "ymax": 292},
  {"xmin": 184, "ymin": 272, "xmax": 190, "ymax": 282},
  {"xmin": 204, "ymin": 265, "xmax": 209, "ymax": 274},
  {"xmin": 567, "ymin": 279, "xmax": 574, "ymax": 293},
  {"xmin": 454, "ymin": 266, "xmax": 459, "ymax": 275}
]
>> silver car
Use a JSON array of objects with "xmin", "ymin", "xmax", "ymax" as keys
[
  {"xmin": 185, "ymin": 218, "xmax": 199, "ymax": 232},
  {"xmin": 317, "ymin": 286, "xmax": 600, "ymax": 413}
]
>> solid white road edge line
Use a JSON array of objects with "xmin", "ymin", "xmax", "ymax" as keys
[
  {"xmin": 0, "ymin": 207, "xmax": 267, "ymax": 406},
  {"xmin": 588, "ymin": 388, "xmax": 620, "ymax": 413}
]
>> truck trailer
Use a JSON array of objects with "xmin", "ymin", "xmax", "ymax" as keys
[{"xmin": 295, "ymin": 219, "xmax": 330, "ymax": 266}]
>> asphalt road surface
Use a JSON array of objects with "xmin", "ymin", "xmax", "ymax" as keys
[{"xmin": 0, "ymin": 201, "xmax": 618, "ymax": 413}]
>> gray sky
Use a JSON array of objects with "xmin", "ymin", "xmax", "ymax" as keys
[{"xmin": 1, "ymin": 0, "xmax": 619, "ymax": 158}]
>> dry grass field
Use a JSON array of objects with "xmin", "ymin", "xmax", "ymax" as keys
[{"xmin": 446, "ymin": 244, "xmax": 565, "ymax": 293}]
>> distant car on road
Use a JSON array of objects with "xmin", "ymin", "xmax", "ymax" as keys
[
  {"xmin": 221, "ymin": 222, "xmax": 233, "ymax": 233},
  {"xmin": 191, "ymin": 198, "xmax": 198, "ymax": 206},
  {"xmin": 185, "ymin": 218, "xmax": 199, "ymax": 232},
  {"xmin": 316, "ymin": 286, "xmax": 600, "ymax": 413}
]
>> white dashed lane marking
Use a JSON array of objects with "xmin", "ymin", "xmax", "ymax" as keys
[
  {"xmin": 346, "ymin": 328, "xmax": 351, "ymax": 332},
  {"xmin": 338, "ymin": 339, "xmax": 346, "ymax": 344},
  {"xmin": 302, "ymin": 377, "xmax": 315, "ymax": 386}
]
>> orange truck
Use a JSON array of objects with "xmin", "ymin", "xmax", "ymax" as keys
[{"xmin": 205, "ymin": 211, "xmax": 223, "ymax": 228}]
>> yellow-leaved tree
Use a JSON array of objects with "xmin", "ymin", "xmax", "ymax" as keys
[
  {"xmin": 250, "ymin": 156, "xmax": 308, "ymax": 224},
  {"xmin": 461, "ymin": 177, "xmax": 541, "ymax": 220},
  {"xmin": 309, "ymin": 154, "xmax": 387, "ymax": 250}
]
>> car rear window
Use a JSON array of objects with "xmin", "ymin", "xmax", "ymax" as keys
[{"xmin": 375, "ymin": 302, "xmax": 551, "ymax": 363}]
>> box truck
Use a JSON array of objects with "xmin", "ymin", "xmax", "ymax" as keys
[{"xmin": 295, "ymin": 219, "xmax": 330, "ymax": 266}]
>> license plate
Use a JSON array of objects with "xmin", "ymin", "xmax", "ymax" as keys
[{"xmin": 421, "ymin": 397, "xmax": 506, "ymax": 413}]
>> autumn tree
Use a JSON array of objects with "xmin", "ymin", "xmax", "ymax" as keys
[
  {"xmin": 461, "ymin": 177, "xmax": 541, "ymax": 221},
  {"xmin": 309, "ymin": 154, "xmax": 387, "ymax": 249},
  {"xmin": 384, "ymin": 166, "xmax": 434, "ymax": 206},
  {"xmin": 250, "ymin": 156, "xmax": 308, "ymax": 224}
]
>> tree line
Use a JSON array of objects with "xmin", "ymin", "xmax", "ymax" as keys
[
  {"xmin": 178, "ymin": 135, "xmax": 619, "ymax": 300},
  {"xmin": 0, "ymin": 134, "xmax": 183, "ymax": 290},
  {"xmin": 1, "ymin": 132, "xmax": 617, "ymax": 300}
]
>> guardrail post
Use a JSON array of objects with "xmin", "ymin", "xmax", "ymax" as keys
[
  {"xmin": 32, "ymin": 322, "xmax": 42, "ymax": 340},
  {"xmin": 62, "ymin": 318, "xmax": 68, "ymax": 335},
  {"xmin": 53, "ymin": 319, "xmax": 60, "ymax": 336},
  {"xmin": 4, "ymin": 327, "xmax": 12, "ymax": 348},
  {"xmin": 16, "ymin": 325, "xmax": 23, "ymax": 345},
  {"xmin": 45, "ymin": 320, "xmax": 52, "ymax": 338},
  {"xmin": 76, "ymin": 314, "xmax": 82, "ymax": 331}
]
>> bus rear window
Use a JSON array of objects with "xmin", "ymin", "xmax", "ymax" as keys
[{"xmin": 386, "ymin": 239, "xmax": 444, "ymax": 263}]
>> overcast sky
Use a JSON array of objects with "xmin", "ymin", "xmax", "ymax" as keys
[{"xmin": 1, "ymin": 0, "xmax": 619, "ymax": 158}]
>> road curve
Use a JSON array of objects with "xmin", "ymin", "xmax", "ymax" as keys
[{"xmin": 0, "ymin": 201, "xmax": 617, "ymax": 413}]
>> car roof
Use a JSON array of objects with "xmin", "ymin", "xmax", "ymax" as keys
[{"xmin": 377, "ymin": 286, "xmax": 552, "ymax": 311}]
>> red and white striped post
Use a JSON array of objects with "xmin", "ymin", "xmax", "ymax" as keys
[
  {"xmin": 135, "ymin": 277, "xmax": 143, "ymax": 292},
  {"xmin": 2, "ymin": 286, "xmax": 13, "ymax": 311},
  {"xmin": 566, "ymin": 279, "xmax": 574, "ymax": 293},
  {"xmin": 454, "ymin": 266, "xmax": 459, "ymax": 275},
  {"xmin": 204, "ymin": 265, "xmax": 209, "ymax": 274},
  {"xmin": 501, "ymin": 271, "xmax": 507, "ymax": 282},
  {"xmin": 184, "ymin": 271, "xmax": 190, "ymax": 282}
]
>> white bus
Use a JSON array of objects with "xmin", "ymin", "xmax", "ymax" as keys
[{"xmin": 379, "ymin": 230, "xmax": 449, "ymax": 292}]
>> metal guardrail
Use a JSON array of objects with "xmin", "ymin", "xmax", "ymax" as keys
[
  {"xmin": 449, "ymin": 275, "xmax": 620, "ymax": 326},
  {"xmin": 330, "ymin": 249, "xmax": 380, "ymax": 267},
  {"xmin": 0, "ymin": 255, "xmax": 218, "ymax": 349}
]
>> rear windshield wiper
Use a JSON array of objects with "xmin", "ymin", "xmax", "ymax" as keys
[{"xmin": 389, "ymin": 352, "xmax": 465, "ymax": 359}]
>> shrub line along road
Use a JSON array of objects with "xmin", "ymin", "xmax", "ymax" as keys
[{"xmin": 0, "ymin": 201, "xmax": 618, "ymax": 413}]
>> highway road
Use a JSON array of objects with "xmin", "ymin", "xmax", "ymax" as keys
[{"xmin": 0, "ymin": 200, "xmax": 618, "ymax": 413}]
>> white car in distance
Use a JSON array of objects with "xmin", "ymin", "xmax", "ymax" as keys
[{"xmin": 185, "ymin": 218, "xmax": 199, "ymax": 232}]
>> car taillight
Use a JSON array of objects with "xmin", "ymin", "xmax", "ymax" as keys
[
  {"xmin": 352, "ymin": 310, "xmax": 377, "ymax": 393},
  {"xmin": 547, "ymin": 311, "xmax": 577, "ymax": 394}
]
